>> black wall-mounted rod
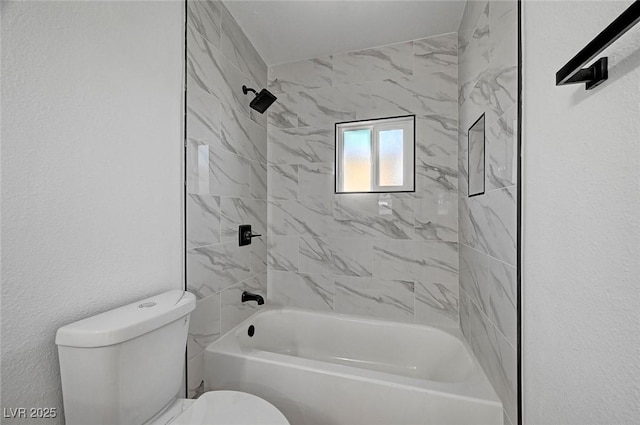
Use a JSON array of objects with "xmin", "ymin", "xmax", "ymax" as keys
[{"xmin": 556, "ymin": 0, "xmax": 640, "ymax": 90}]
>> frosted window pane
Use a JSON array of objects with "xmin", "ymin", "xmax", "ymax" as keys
[
  {"xmin": 343, "ymin": 129, "xmax": 372, "ymax": 191},
  {"xmin": 378, "ymin": 129, "xmax": 404, "ymax": 186}
]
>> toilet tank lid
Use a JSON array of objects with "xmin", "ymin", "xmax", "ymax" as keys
[{"xmin": 55, "ymin": 290, "xmax": 196, "ymax": 348}]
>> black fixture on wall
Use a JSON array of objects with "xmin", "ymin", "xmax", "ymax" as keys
[
  {"xmin": 556, "ymin": 0, "xmax": 640, "ymax": 90},
  {"xmin": 242, "ymin": 85, "xmax": 277, "ymax": 113},
  {"xmin": 241, "ymin": 291, "xmax": 264, "ymax": 305},
  {"xmin": 239, "ymin": 224, "xmax": 262, "ymax": 246}
]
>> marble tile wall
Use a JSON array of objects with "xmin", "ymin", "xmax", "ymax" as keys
[
  {"xmin": 457, "ymin": 1, "xmax": 518, "ymax": 423},
  {"xmin": 186, "ymin": 0, "xmax": 267, "ymax": 398},
  {"xmin": 266, "ymin": 33, "xmax": 460, "ymax": 328}
]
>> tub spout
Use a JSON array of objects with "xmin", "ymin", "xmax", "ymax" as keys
[{"xmin": 241, "ymin": 291, "xmax": 264, "ymax": 305}]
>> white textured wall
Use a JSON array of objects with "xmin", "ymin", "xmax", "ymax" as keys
[
  {"xmin": 522, "ymin": 1, "xmax": 640, "ymax": 424},
  {"xmin": 1, "ymin": 2, "xmax": 184, "ymax": 423}
]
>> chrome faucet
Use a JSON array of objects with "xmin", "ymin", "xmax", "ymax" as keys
[{"xmin": 241, "ymin": 291, "xmax": 264, "ymax": 305}]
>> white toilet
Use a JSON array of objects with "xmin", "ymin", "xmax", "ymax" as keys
[{"xmin": 55, "ymin": 290, "xmax": 289, "ymax": 425}]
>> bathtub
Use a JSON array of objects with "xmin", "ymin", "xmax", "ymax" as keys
[{"xmin": 204, "ymin": 307, "xmax": 502, "ymax": 425}]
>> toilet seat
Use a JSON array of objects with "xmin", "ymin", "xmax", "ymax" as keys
[{"xmin": 170, "ymin": 391, "xmax": 289, "ymax": 425}]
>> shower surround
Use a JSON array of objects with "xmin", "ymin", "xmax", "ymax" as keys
[
  {"xmin": 184, "ymin": 0, "xmax": 518, "ymax": 417},
  {"xmin": 457, "ymin": 1, "xmax": 518, "ymax": 424},
  {"xmin": 266, "ymin": 33, "xmax": 460, "ymax": 326},
  {"xmin": 185, "ymin": 0, "xmax": 268, "ymax": 397}
]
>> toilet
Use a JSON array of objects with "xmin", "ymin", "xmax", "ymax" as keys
[{"xmin": 55, "ymin": 290, "xmax": 289, "ymax": 425}]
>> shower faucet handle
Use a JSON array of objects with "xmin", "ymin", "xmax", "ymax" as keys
[{"xmin": 239, "ymin": 224, "xmax": 261, "ymax": 246}]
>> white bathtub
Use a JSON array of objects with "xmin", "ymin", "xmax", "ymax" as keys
[{"xmin": 204, "ymin": 308, "xmax": 502, "ymax": 425}]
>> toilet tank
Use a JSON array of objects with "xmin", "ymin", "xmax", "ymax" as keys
[{"xmin": 55, "ymin": 290, "xmax": 196, "ymax": 425}]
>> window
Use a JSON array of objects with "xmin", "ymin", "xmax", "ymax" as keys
[{"xmin": 335, "ymin": 115, "xmax": 415, "ymax": 193}]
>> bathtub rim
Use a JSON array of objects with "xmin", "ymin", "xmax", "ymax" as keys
[
  {"xmin": 207, "ymin": 305, "xmax": 502, "ymax": 407},
  {"xmin": 224, "ymin": 304, "xmax": 467, "ymax": 341}
]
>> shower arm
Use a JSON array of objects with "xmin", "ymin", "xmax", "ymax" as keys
[{"xmin": 242, "ymin": 85, "xmax": 257, "ymax": 96}]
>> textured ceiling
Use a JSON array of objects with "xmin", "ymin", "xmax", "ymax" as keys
[{"xmin": 223, "ymin": 0, "xmax": 466, "ymax": 65}]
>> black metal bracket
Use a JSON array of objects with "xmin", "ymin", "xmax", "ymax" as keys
[
  {"xmin": 560, "ymin": 57, "xmax": 608, "ymax": 90},
  {"xmin": 556, "ymin": 1, "xmax": 640, "ymax": 91}
]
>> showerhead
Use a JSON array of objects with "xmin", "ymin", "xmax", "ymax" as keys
[{"xmin": 242, "ymin": 85, "xmax": 277, "ymax": 114}]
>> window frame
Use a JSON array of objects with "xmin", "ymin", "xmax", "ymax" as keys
[{"xmin": 335, "ymin": 115, "xmax": 415, "ymax": 194}]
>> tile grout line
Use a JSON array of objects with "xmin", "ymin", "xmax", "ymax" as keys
[{"xmin": 460, "ymin": 286, "xmax": 516, "ymax": 351}]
